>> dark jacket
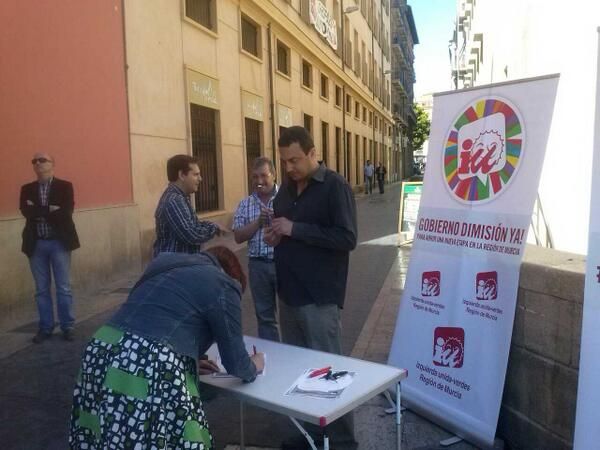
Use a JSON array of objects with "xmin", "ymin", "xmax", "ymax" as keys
[
  {"xmin": 375, "ymin": 165, "xmax": 387, "ymax": 181},
  {"xmin": 20, "ymin": 177, "xmax": 80, "ymax": 257},
  {"xmin": 109, "ymin": 252, "xmax": 258, "ymax": 382},
  {"xmin": 273, "ymin": 163, "xmax": 357, "ymax": 308}
]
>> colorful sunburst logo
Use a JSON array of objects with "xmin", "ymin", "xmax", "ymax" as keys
[{"xmin": 443, "ymin": 97, "xmax": 525, "ymax": 203}]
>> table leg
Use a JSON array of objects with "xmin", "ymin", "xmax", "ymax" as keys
[
  {"xmin": 396, "ymin": 382, "xmax": 402, "ymax": 450},
  {"xmin": 323, "ymin": 426, "xmax": 330, "ymax": 450},
  {"xmin": 289, "ymin": 417, "xmax": 317, "ymax": 450},
  {"xmin": 240, "ymin": 401, "xmax": 245, "ymax": 450}
]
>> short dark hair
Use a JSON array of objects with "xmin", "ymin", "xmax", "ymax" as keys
[
  {"xmin": 252, "ymin": 156, "xmax": 275, "ymax": 174},
  {"xmin": 167, "ymin": 154, "xmax": 199, "ymax": 182},
  {"xmin": 277, "ymin": 126, "xmax": 314, "ymax": 154}
]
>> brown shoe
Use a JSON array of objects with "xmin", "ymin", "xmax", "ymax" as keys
[
  {"xmin": 62, "ymin": 329, "xmax": 75, "ymax": 341},
  {"xmin": 32, "ymin": 330, "xmax": 52, "ymax": 344}
]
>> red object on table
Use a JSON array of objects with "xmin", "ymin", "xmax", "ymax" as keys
[{"xmin": 308, "ymin": 366, "xmax": 332, "ymax": 378}]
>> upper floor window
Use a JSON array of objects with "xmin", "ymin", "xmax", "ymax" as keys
[
  {"xmin": 241, "ymin": 15, "xmax": 260, "ymax": 58},
  {"xmin": 320, "ymin": 74, "xmax": 329, "ymax": 99},
  {"xmin": 277, "ymin": 40, "xmax": 291, "ymax": 76},
  {"xmin": 302, "ymin": 59, "xmax": 313, "ymax": 89},
  {"xmin": 185, "ymin": 0, "xmax": 215, "ymax": 31}
]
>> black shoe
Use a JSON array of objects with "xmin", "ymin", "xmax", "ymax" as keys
[
  {"xmin": 32, "ymin": 330, "xmax": 52, "ymax": 344},
  {"xmin": 62, "ymin": 329, "xmax": 75, "ymax": 341}
]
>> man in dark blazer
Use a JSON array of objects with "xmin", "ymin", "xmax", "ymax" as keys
[{"xmin": 20, "ymin": 152, "xmax": 80, "ymax": 343}]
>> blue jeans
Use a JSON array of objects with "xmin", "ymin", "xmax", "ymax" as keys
[
  {"xmin": 248, "ymin": 259, "xmax": 280, "ymax": 341},
  {"xmin": 365, "ymin": 176, "xmax": 373, "ymax": 194},
  {"xmin": 29, "ymin": 239, "xmax": 75, "ymax": 333}
]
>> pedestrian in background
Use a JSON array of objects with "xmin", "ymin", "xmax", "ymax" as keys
[
  {"xmin": 153, "ymin": 154, "xmax": 226, "ymax": 257},
  {"xmin": 375, "ymin": 161, "xmax": 387, "ymax": 194},
  {"xmin": 69, "ymin": 247, "xmax": 264, "ymax": 449},
  {"xmin": 265, "ymin": 126, "xmax": 357, "ymax": 355},
  {"xmin": 233, "ymin": 157, "xmax": 280, "ymax": 342},
  {"xmin": 364, "ymin": 159, "xmax": 374, "ymax": 194},
  {"xmin": 20, "ymin": 152, "xmax": 80, "ymax": 343}
]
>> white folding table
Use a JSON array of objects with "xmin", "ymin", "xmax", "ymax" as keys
[{"xmin": 199, "ymin": 336, "xmax": 408, "ymax": 450}]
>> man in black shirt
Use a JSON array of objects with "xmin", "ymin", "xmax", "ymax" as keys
[{"xmin": 265, "ymin": 126, "xmax": 357, "ymax": 355}]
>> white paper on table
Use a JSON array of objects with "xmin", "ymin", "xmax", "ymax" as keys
[
  {"xmin": 285, "ymin": 368, "xmax": 355, "ymax": 399},
  {"xmin": 212, "ymin": 353, "xmax": 267, "ymax": 378},
  {"xmin": 297, "ymin": 372, "xmax": 354, "ymax": 392}
]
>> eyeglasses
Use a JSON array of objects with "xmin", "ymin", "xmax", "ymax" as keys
[{"xmin": 31, "ymin": 158, "xmax": 51, "ymax": 164}]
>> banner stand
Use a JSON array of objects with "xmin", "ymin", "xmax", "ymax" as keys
[{"xmin": 388, "ymin": 74, "xmax": 560, "ymax": 449}]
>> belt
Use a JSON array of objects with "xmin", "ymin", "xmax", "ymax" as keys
[{"xmin": 249, "ymin": 256, "xmax": 274, "ymax": 263}]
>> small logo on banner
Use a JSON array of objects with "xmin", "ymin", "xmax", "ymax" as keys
[
  {"xmin": 443, "ymin": 97, "xmax": 525, "ymax": 203},
  {"xmin": 476, "ymin": 271, "xmax": 498, "ymax": 300},
  {"xmin": 421, "ymin": 271, "xmax": 441, "ymax": 297},
  {"xmin": 433, "ymin": 327, "xmax": 465, "ymax": 368}
]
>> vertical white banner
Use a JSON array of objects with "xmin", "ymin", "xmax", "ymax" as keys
[
  {"xmin": 388, "ymin": 75, "xmax": 560, "ymax": 448},
  {"xmin": 573, "ymin": 29, "xmax": 600, "ymax": 450}
]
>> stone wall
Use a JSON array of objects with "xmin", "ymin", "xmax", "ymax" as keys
[
  {"xmin": 498, "ymin": 245, "xmax": 586, "ymax": 450},
  {"xmin": 0, "ymin": 204, "xmax": 141, "ymax": 332}
]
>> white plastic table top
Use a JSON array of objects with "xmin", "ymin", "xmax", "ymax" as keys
[{"xmin": 198, "ymin": 336, "xmax": 408, "ymax": 427}]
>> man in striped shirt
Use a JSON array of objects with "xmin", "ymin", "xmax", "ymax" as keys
[
  {"xmin": 153, "ymin": 155, "xmax": 224, "ymax": 257},
  {"xmin": 233, "ymin": 157, "xmax": 279, "ymax": 341}
]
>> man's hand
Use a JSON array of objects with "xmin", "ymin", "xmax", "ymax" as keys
[
  {"xmin": 258, "ymin": 204, "xmax": 274, "ymax": 227},
  {"xmin": 26, "ymin": 200, "xmax": 34, "ymax": 206},
  {"xmin": 49, "ymin": 205, "xmax": 60, "ymax": 212},
  {"xmin": 271, "ymin": 217, "xmax": 294, "ymax": 237},
  {"xmin": 263, "ymin": 226, "xmax": 282, "ymax": 247},
  {"xmin": 197, "ymin": 359, "xmax": 221, "ymax": 375},
  {"xmin": 251, "ymin": 352, "xmax": 266, "ymax": 373},
  {"xmin": 214, "ymin": 222, "xmax": 230, "ymax": 236}
]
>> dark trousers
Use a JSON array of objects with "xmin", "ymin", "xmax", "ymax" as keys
[
  {"xmin": 279, "ymin": 301, "xmax": 355, "ymax": 444},
  {"xmin": 279, "ymin": 301, "xmax": 341, "ymax": 354},
  {"xmin": 377, "ymin": 178, "xmax": 385, "ymax": 193}
]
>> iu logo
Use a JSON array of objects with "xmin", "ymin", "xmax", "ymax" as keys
[
  {"xmin": 443, "ymin": 97, "xmax": 525, "ymax": 203},
  {"xmin": 433, "ymin": 327, "xmax": 465, "ymax": 368},
  {"xmin": 421, "ymin": 271, "xmax": 441, "ymax": 297},
  {"xmin": 476, "ymin": 271, "xmax": 498, "ymax": 300}
]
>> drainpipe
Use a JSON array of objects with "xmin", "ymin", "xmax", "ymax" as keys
[
  {"xmin": 371, "ymin": 7, "xmax": 376, "ymax": 164},
  {"xmin": 380, "ymin": 0, "xmax": 386, "ymax": 179},
  {"xmin": 267, "ymin": 24, "xmax": 277, "ymax": 166},
  {"xmin": 340, "ymin": 0, "xmax": 348, "ymax": 181}
]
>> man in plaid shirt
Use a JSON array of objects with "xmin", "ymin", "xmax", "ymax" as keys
[
  {"xmin": 233, "ymin": 157, "xmax": 279, "ymax": 341},
  {"xmin": 153, "ymin": 155, "xmax": 224, "ymax": 257}
]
